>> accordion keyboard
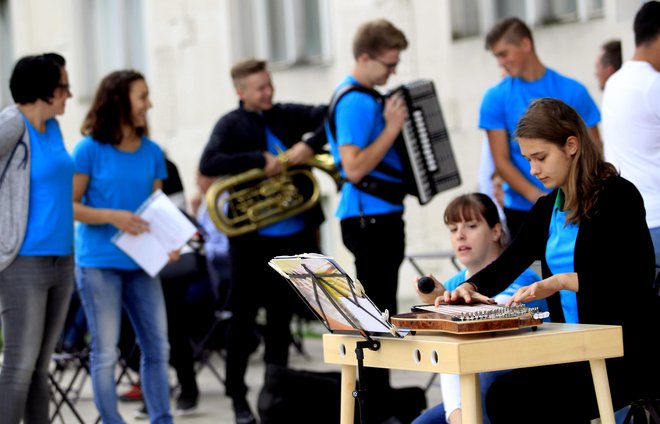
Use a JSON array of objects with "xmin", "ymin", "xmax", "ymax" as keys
[{"xmin": 398, "ymin": 80, "xmax": 461, "ymax": 204}]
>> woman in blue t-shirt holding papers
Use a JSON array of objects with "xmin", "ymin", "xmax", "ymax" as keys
[{"xmin": 72, "ymin": 70, "xmax": 174, "ymax": 424}]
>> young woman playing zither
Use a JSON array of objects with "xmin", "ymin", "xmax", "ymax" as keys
[{"xmin": 440, "ymin": 98, "xmax": 660, "ymax": 423}]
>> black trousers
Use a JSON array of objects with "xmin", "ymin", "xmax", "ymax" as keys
[
  {"xmin": 224, "ymin": 229, "xmax": 319, "ymax": 399},
  {"xmin": 341, "ymin": 212, "xmax": 405, "ymax": 317},
  {"xmin": 341, "ymin": 212, "xmax": 405, "ymax": 423},
  {"xmin": 160, "ymin": 268, "xmax": 215, "ymax": 399},
  {"xmin": 486, "ymin": 360, "xmax": 631, "ymax": 424}
]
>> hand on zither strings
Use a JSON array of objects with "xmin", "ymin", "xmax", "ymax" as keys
[{"xmin": 440, "ymin": 282, "xmax": 495, "ymax": 307}]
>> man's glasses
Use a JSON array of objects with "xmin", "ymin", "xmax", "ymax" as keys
[
  {"xmin": 57, "ymin": 83, "xmax": 71, "ymax": 94},
  {"xmin": 372, "ymin": 57, "xmax": 399, "ymax": 71}
]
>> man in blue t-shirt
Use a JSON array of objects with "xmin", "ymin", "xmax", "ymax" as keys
[
  {"xmin": 327, "ymin": 18, "xmax": 408, "ymax": 328},
  {"xmin": 326, "ymin": 19, "xmax": 417, "ymax": 423},
  {"xmin": 479, "ymin": 17, "xmax": 601, "ymax": 237}
]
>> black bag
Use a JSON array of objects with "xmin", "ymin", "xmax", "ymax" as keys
[
  {"xmin": 623, "ymin": 399, "xmax": 660, "ymax": 424},
  {"xmin": 258, "ymin": 364, "xmax": 342, "ymax": 424},
  {"xmin": 258, "ymin": 364, "xmax": 427, "ymax": 424}
]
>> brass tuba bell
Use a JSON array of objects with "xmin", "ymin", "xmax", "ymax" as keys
[{"xmin": 205, "ymin": 153, "xmax": 342, "ymax": 237}]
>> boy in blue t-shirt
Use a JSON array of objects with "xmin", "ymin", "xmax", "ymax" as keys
[{"xmin": 479, "ymin": 17, "xmax": 601, "ymax": 237}]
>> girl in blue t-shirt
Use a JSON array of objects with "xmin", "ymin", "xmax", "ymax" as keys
[
  {"xmin": 412, "ymin": 193, "xmax": 547, "ymax": 424},
  {"xmin": 72, "ymin": 70, "xmax": 173, "ymax": 424}
]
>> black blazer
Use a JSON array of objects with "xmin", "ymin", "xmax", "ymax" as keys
[
  {"xmin": 468, "ymin": 175, "xmax": 659, "ymax": 399},
  {"xmin": 199, "ymin": 102, "xmax": 327, "ymax": 177}
]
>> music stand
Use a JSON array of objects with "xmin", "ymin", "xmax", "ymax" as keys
[{"xmin": 269, "ymin": 254, "xmax": 408, "ymax": 424}]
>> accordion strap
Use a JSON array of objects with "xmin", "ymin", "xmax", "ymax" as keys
[{"xmin": 327, "ymin": 84, "xmax": 406, "ymax": 204}]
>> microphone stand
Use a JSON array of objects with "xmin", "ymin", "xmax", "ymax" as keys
[
  {"xmin": 353, "ymin": 337, "xmax": 381, "ymax": 424},
  {"xmin": 288, "ymin": 261, "xmax": 403, "ymax": 424}
]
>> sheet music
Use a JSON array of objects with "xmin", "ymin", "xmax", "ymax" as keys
[
  {"xmin": 112, "ymin": 190, "xmax": 198, "ymax": 277},
  {"xmin": 269, "ymin": 254, "xmax": 408, "ymax": 337}
]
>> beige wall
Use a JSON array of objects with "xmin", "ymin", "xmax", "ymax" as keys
[{"xmin": 2, "ymin": 0, "xmax": 642, "ymax": 310}]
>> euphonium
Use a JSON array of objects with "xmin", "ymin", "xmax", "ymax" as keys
[{"xmin": 206, "ymin": 153, "xmax": 342, "ymax": 237}]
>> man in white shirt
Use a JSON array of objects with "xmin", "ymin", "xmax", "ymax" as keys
[
  {"xmin": 594, "ymin": 39, "xmax": 622, "ymax": 91},
  {"xmin": 602, "ymin": 1, "xmax": 660, "ymax": 269}
]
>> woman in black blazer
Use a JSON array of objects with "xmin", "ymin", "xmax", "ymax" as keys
[{"xmin": 440, "ymin": 98, "xmax": 659, "ymax": 423}]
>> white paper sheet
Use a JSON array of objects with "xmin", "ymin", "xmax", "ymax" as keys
[{"xmin": 112, "ymin": 190, "xmax": 198, "ymax": 277}]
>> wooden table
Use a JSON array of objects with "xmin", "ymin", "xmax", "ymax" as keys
[{"xmin": 322, "ymin": 323, "xmax": 623, "ymax": 424}]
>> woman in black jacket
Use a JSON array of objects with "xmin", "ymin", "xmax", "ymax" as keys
[{"xmin": 441, "ymin": 98, "xmax": 659, "ymax": 423}]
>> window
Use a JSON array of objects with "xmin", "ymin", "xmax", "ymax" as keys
[
  {"xmin": 450, "ymin": 0, "xmax": 481, "ymax": 40},
  {"xmin": 451, "ymin": 0, "xmax": 604, "ymax": 40},
  {"xmin": 230, "ymin": 0, "xmax": 331, "ymax": 67},
  {"xmin": 0, "ymin": 0, "xmax": 13, "ymax": 107},
  {"xmin": 75, "ymin": 0, "xmax": 147, "ymax": 99}
]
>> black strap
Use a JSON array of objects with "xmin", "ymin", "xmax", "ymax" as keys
[
  {"xmin": 623, "ymin": 399, "xmax": 660, "ymax": 424},
  {"xmin": 327, "ymin": 84, "xmax": 383, "ymax": 140},
  {"xmin": 0, "ymin": 134, "xmax": 28, "ymax": 191},
  {"xmin": 326, "ymin": 84, "xmax": 406, "ymax": 204}
]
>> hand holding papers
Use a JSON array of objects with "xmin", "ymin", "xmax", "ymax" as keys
[
  {"xmin": 112, "ymin": 190, "xmax": 198, "ymax": 277},
  {"xmin": 269, "ymin": 254, "xmax": 408, "ymax": 338}
]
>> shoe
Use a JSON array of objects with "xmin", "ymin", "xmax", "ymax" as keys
[
  {"xmin": 119, "ymin": 383, "xmax": 143, "ymax": 402},
  {"xmin": 232, "ymin": 398, "xmax": 257, "ymax": 424},
  {"xmin": 133, "ymin": 404, "xmax": 148, "ymax": 420},
  {"xmin": 175, "ymin": 395, "xmax": 199, "ymax": 416}
]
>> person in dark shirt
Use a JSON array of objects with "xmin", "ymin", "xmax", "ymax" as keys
[{"xmin": 199, "ymin": 59, "xmax": 327, "ymax": 424}]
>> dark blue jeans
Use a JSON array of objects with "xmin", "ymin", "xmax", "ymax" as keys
[{"xmin": 0, "ymin": 255, "xmax": 73, "ymax": 424}]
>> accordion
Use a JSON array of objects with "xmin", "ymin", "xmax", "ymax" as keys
[{"xmin": 392, "ymin": 79, "xmax": 461, "ymax": 204}]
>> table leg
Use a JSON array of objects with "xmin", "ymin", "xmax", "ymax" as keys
[
  {"xmin": 590, "ymin": 359, "xmax": 615, "ymax": 424},
  {"xmin": 459, "ymin": 373, "xmax": 482, "ymax": 424},
  {"xmin": 340, "ymin": 365, "xmax": 357, "ymax": 424}
]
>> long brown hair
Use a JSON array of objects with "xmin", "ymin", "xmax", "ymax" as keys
[
  {"xmin": 81, "ymin": 70, "xmax": 148, "ymax": 145},
  {"xmin": 515, "ymin": 98, "xmax": 617, "ymax": 223}
]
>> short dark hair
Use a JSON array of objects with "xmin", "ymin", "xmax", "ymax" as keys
[
  {"xmin": 352, "ymin": 19, "xmax": 408, "ymax": 59},
  {"xmin": 230, "ymin": 59, "xmax": 267, "ymax": 87},
  {"xmin": 485, "ymin": 17, "xmax": 534, "ymax": 50},
  {"xmin": 81, "ymin": 70, "xmax": 148, "ymax": 145},
  {"xmin": 634, "ymin": 1, "xmax": 660, "ymax": 47},
  {"xmin": 9, "ymin": 53, "xmax": 66, "ymax": 104},
  {"xmin": 600, "ymin": 39, "xmax": 622, "ymax": 71}
]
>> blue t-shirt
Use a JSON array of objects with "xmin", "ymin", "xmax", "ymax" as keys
[
  {"xmin": 546, "ymin": 190, "xmax": 580, "ymax": 323},
  {"xmin": 257, "ymin": 127, "xmax": 305, "ymax": 236},
  {"xmin": 479, "ymin": 68, "xmax": 600, "ymax": 211},
  {"xmin": 19, "ymin": 117, "xmax": 74, "ymax": 255},
  {"xmin": 326, "ymin": 75, "xmax": 404, "ymax": 219},
  {"xmin": 72, "ymin": 136, "xmax": 167, "ymax": 269},
  {"xmin": 444, "ymin": 267, "xmax": 548, "ymax": 314}
]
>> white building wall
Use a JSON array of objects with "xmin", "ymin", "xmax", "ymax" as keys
[{"xmin": 0, "ymin": 0, "xmax": 644, "ymax": 310}]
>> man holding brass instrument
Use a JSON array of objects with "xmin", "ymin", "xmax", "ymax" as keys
[{"xmin": 199, "ymin": 59, "xmax": 327, "ymax": 424}]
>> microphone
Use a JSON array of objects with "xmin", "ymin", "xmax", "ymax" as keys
[{"xmin": 417, "ymin": 276, "xmax": 435, "ymax": 294}]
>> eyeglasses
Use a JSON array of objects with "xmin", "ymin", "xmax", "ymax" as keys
[
  {"xmin": 372, "ymin": 57, "xmax": 400, "ymax": 71},
  {"xmin": 57, "ymin": 83, "xmax": 71, "ymax": 94}
]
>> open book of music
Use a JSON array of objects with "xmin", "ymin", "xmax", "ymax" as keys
[{"xmin": 269, "ymin": 254, "xmax": 408, "ymax": 338}]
